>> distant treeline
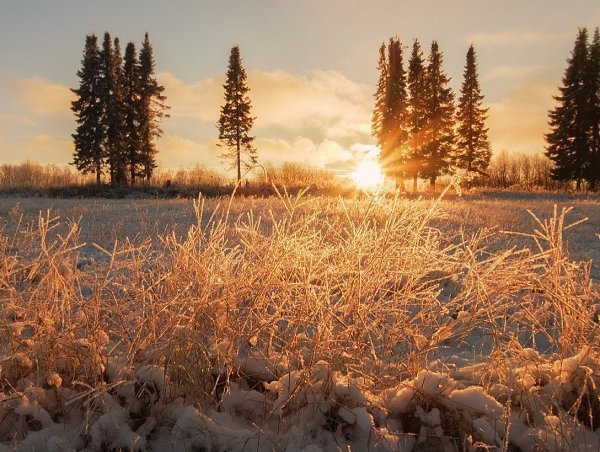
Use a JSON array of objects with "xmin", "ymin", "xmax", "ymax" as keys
[
  {"xmin": 0, "ymin": 155, "xmax": 577, "ymax": 197},
  {"xmin": 0, "ymin": 161, "xmax": 345, "ymax": 198}
]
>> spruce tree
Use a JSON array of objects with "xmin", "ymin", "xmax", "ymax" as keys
[
  {"xmin": 218, "ymin": 46, "xmax": 257, "ymax": 183},
  {"xmin": 372, "ymin": 43, "xmax": 388, "ymax": 157},
  {"xmin": 372, "ymin": 38, "xmax": 409, "ymax": 187},
  {"xmin": 546, "ymin": 29, "xmax": 590, "ymax": 189},
  {"xmin": 586, "ymin": 28, "xmax": 600, "ymax": 189},
  {"xmin": 138, "ymin": 32, "xmax": 168, "ymax": 181},
  {"xmin": 122, "ymin": 42, "xmax": 142, "ymax": 185},
  {"xmin": 383, "ymin": 37, "xmax": 409, "ymax": 185},
  {"xmin": 407, "ymin": 39, "xmax": 427, "ymax": 191},
  {"xmin": 100, "ymin": 33, "xmax": 126, "ymax": 186},
  {"xmin": 455, "ymin": 45, "xmax": 491, "ymax": 186},
  {"xmin": 71, "ymin": 34, "xmax": 104, "ymax": 184},
  {"xmin": 422, "ymin": 41, "xmax": 455, "ymax": 190}
]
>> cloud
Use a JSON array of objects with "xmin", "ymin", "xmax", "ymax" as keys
[
  {"xmin": 0, "ymin": 112, "xmax": 36, "ymax": 128},
  {"xmin": 0, "ymin": 75, "xmax": 74, "ymax": 116},
  {"xmin": 157, "ymin": 135, "xmax": 221, "ymax": 169},
  {"xmin": 249, "ymin": 69, "xmax": 372, "ymax": 140},
  {"xmin": 159, "ymin": 69, "xmax": 373, "ymax": 143},
  {"xmin": 466, "ymin": 30, "xmax": 569, "ymax": 47},
  {"xmin": 483, "ymin": 65, "xmax": 546, "ymax": 82},
  {"xmin": 0, "ymin": 69, "xmax": 374, "ymax": 175},
  {"xmin": 487, "ymin": 77, "xmax": 556, "ymax": 154},
  {"xmin": 0, "ymin": 66, "xmax": 561, "ymax": 177},
  {"xmin": 158, "ymin": 72, "xmax": 222, "ymax": 123},
  {"xmin": 157, "ymin": 134, "xmax": 367, "ymax": 174},
  {"xmin": 155, "ymin": 68, "xmax": 375, "ymax": 174},
  {"xmin": 255, "ymin": 136, "xmax": 354, "ymax": 169},
  {"xmin": 0, "ymin": 135, "xmax": 72, "ymax": 164}
]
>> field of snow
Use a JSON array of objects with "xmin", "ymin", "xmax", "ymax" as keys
[{"xmin": 0, "ymin": 190, "xmax": 599, "ymax": 451}]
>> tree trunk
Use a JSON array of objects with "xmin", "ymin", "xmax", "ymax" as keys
[
  {"xmin": 396, "ymin": 177, "xmax": 405, "ymax": 192},
  {"xmin": 412, "ymin": 175, "xmax": 418, "ymax": 193},
  {"xmin": 430, "ymin": 176, "xmax": 436, "ymax": 192},
  {"xmin": 236, "ymin": 142, "xmax": 241, "ymax": 184},
  {"xmin": 96, "ymin": 165, "xmax": 101, "ymax": 185}
]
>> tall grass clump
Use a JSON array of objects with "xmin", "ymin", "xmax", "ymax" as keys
[{"xmin": 0, "ymin": 192, "xmax": 598, "ymax": 450}]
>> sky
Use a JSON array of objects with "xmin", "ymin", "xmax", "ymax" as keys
[{"xmin": 1, "ymin": 0, "xmax": 599, "ymax": 176}]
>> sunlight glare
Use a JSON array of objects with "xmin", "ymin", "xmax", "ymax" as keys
[{"xmin": 352, "ymin": 160, "xmax": 384, "ymax": 190}]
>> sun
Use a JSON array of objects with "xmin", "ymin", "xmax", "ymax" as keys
[{"xmin": 352, "ymin": 160, "xmax": 384, "ymax": 190}]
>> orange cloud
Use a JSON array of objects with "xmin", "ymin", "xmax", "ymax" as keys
[
  {"xmin": 0, "ymin": 135, "xmax": 72, "ymax": 164},
  {"xmin": 254, "ymin": 136, "xmax": 354, "ymax": 168},
  {"xmin": 157, "ymin": 134, "xmax": 361, "ymax": 174},
  {"xmin": 250, "ymin": 69, "xmax": 372, "ymax": 139},
  {"xmin": 157, "ymin": 135, "xmax": 221, "ymax": 169},
  {"xmin": 155, "ymin": 69, "xmax": 374, "ymax": 175},
  {"xmin": 483, "ymin": 65, "xmax": 546, "ymax": 82},
  {"xmin": 158, "ymin": 72, "xmax": 222, "ymax": 122},
  {"xmin": 159, "ymin": 69, "xmax": 373, "ymax": 142},
  {"xmin": 487, "ymin": 76, "xmax": 556, "ymax": 154},
  {"xmin": 10, "ymin": 76, "xmax": 74, "ymax": 116}
]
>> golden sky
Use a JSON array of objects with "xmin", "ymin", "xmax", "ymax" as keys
[{"xmin": 0, "ymin": 0, "xmax": 599, "ymax": 175}]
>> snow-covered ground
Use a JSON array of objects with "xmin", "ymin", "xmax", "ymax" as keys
[{"xmin": 0, "ymin": 191, "xmax": 598, "ymax": 451}]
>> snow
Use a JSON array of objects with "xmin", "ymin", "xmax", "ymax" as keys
[
  {"xmin": 1, "ymin": 194, "xmax": 600, "ymax": 450},
  {"xmin": 1, "ymin": 322, "xmax": 599, "ymax": 451},
  {"xmin": 446, "ymin": 386, "xmax": 504, "ymax": 417}
]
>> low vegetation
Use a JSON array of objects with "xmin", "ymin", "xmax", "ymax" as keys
[
  {"xmin": 0, "ymin": 154, "xmax": 579, "ymax": 200},
  {"xmin": 0, "ymin": 191, "xmax": 598, "ymax": 450}
]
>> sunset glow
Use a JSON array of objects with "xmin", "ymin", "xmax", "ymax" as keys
[
  {"xmin": 352, "ymin": 159, "xmax": 384, "ymax": 190},
  {"xmin": 1, "ymin": 2, "xmax": 597, "ymax": 172}
]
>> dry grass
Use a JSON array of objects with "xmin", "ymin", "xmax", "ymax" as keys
[
  {"xmin": 0, "ymin": 161, "xmax": 94, "ymax": 190},
  {"xmin": 0, "ymin": 190, "xmax": 598, "ymax": 449}
]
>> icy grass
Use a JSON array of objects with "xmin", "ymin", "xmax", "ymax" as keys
[{"xmin": 0, "ymin": 191, "xmax": 599, "ymax": 451}]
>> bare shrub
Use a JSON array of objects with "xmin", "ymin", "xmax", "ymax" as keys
[{"xmin": 0, "ymin": 162, "xmax": 93, "ymax": 190}]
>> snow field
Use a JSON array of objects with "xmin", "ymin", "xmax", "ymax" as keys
[{"xmin": 0, "ymin": 191, "xmax": 598, "ymax": 450}]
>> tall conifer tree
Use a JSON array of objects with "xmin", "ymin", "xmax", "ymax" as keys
[
  {"xmin": 138, "ymin": 33, "xmax": 168, "ymax": 181},
  {"xmin": 100, "ymin": 34, "xmax": 126, "ymax": 186},
  {"xmin": 384, "ymin": 38, "xmax": 409, "ymax": 184},
  {"xmin": 455, "ymin": 45, "xmax": 491, "ymax": 185},
  {"xmin": 218, "ymin": 46, "xmax": 257, "ymax": 183},
  {"xmin": 586, "ymin": 28, "xmax": 600, "ymax": 189},
  {"xmin": 372, "ymin": 43, "xmax": 388, "ymax": 156},
  {"xmin": 122, "ymin": 42, "xmax": 142, "ymax": 185},
  {"xmin": 422, "ymin": 41, "xmax": 455, "ymax": 190},
  {"xmin": 72, "ymin": 34, "xmax": 104, "ymax": 184},
  {"xmin": 407, "ymin": 39, "xmax": 427, "ymax": 191},
  {"xmin": 373, "ymin": 38, "xmax": 409, "ymax": 186},
  {"xmin": 546, "ymin": 29, "xmax": 590, "ymax": 189}
]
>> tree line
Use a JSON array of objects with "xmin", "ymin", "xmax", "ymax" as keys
[
  {"xmin": 372, "ymin": 38, "xmax": 491, "ymax": 191},
  {"xmin": 71, "ymin": 32, "xmax": 168, "ymax": 186},
  {"xmin": 70, "ymin": 28, "xmax": 600, "ymax": 192},
  {"xmin": 546, "ymin": 27, "xmax": 600, "ymax": 190}
]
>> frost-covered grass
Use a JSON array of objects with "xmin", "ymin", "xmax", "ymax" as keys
[{"xmin": 0, "ymin": 190, "xmax": 599, "ymax": 451}]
